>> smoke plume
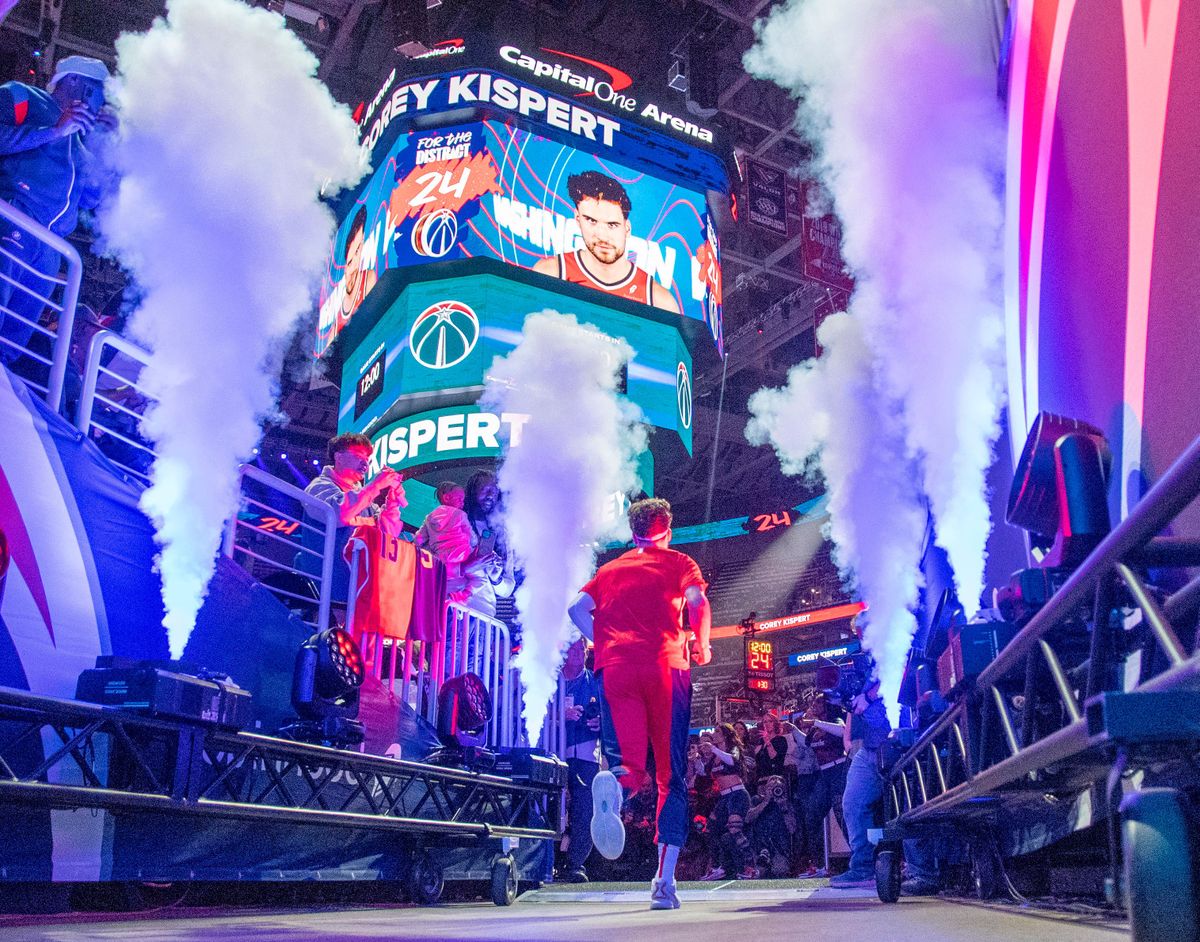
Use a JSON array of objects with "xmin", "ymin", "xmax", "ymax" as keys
[
  {"xmin": 744, "ymin": 0, "xmax": 1006, "ymax": 713},
  {"xmin": 483, "ymin": 312, "xmax": 646, "ymax": 743},
  {"xmin": 747, "ymin": 314, "xmax": 926, "ymax": 708},
  {"xmin": 102, "ymin": 0, "xmax": 364, "ymax": 656}
]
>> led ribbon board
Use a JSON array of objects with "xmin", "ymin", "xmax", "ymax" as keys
[
  {"xmin": 338, "ymin": 273, "xmax": 694, "ymax": 452},
  {"xmin": 319, "ymin": 113, "xmax": 723, "ymax": 357}
]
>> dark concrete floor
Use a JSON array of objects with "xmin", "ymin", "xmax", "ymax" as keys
[{"xmin": 0, "ymin": 886, "xmax": 1129, "ymax": 942}]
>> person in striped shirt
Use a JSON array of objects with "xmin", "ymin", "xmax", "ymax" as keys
[{"xmin": 300, "ymin": 432, "xmax": 404, "ymax": 606}]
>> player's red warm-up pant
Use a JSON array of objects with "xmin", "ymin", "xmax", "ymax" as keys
[{"xmin": 597, "ymin": 658, "xmax": 692, "ymax": 847}]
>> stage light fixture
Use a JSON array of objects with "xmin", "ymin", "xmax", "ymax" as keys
[
  {"xmin": 994, "ymin": 411, "xmax": 1112, "ymax": 623},
  {"xmin": 1007, "ymin": 411, "xmax": 1111, "ymax": 566},
  {"xmin": 284, "ymin": 627, "xmax": 366, "ymax": 747},
  {"xmin": 429, "ymin": 672, "xmax": 494, "ymax": 768}
]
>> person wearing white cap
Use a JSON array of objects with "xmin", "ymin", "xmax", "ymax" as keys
[{"xmin": 0, "ymin": 53, "xmax": 116, "ymax": 366}]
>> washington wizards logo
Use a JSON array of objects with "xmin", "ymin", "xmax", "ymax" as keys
[
  {"xmin": 411, "ymin": 209, "xmax": 459, "ymax": 258},
  {"xmin": 409, "ymin": 300, "xmax": 480, "ymax": 370},
  {"xmin": 676, "ymin": 362, "xmax": 692, "ymax": 431}
]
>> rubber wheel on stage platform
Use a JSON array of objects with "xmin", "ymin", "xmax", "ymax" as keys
[
  {"xmin": 120, "ymin": 881, "xmax": 189, "ymax": 910},
  {"xmin": 408, "ymin": 852, "xmax": 444, "ymax": 906},
  {"xmin": 875, "ymin": 849, "xmax": 901, "ymax": 903},
  {"xmin": 491, "ymin": 855, "xmax": 518, "ymax": 906},
  {"xmin": 970, "ymin": 841, "xmax": 999, "ymax": 900},
  {"xmin": 1123, "ymin": 787, "xmax": 1200, "ymax": 942}
]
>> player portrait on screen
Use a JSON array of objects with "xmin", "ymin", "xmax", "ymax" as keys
[
  {"xmin": 337, "ymin": 205, "xmax": 378, "ymax": 328},
  {"xmin": 533, "ymin": 171, "xmax": 680, "ymax": 315}
]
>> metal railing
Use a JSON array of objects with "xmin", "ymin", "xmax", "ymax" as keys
[
  {"xmin": 0, "ymin": 685, "xmax": 561, "ymax": 846},
  {"xmin": 345, "ymin": 537, "xmax": 564, "ymax": 753},
  {"xmin": 74, "ymin": 327, "xmax": 156, "ymax": 483},
  {"xmin": 0, "ymin": 199, "xmax": 83, "ymax": 411},
  {"xmin": 222, "ymin": 463, "xmax": 337, "ymax": 633},
  {"xmin": 885, "ymin": 434, "xmax": 1200, "ymax": 826}
]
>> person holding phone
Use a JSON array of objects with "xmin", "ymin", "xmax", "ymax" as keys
[{"xmin": 300, "ymin": 433, "xmax": 404, "ymax": 606}]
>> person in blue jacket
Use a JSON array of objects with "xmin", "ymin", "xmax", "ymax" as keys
[{"xmin": 0, "ymin": 55, "xmax": 115, "ymax": 366}]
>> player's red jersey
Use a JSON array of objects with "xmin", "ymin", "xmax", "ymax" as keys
[
  {"xmin": 581, "ymin": 546, "xmax": 706, "ymax": 672},
  {"xmin": 557, "ymin": 249, "xmax": 655, "ymax": 305},
  {"xmin": 346, "ymin": 527, "xmax": 416, "ymax": 640}
]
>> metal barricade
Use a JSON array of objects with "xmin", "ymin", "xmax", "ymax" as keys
[
  {"xmin": 343, "ymin": 535, "xmax": 565, "ymax": 754},
  {"xmin": 74, "ymin": 328, "xmax": 156, "ymax": 484},
  {"xmin": 222, "ymin": 463, "xmax": 337, "ymax": 633},
  {"xmin": 0, "ymin": 198, "xmax": 82, "ymax": 411}
]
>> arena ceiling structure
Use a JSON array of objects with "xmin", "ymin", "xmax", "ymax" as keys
[{"xmin": 0, "ymin": 0, "xmax": 832, "ymax": 522}]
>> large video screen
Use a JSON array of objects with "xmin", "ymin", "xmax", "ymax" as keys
[
  {"xmin": 317, "ymin": 119, "xmax": 722, "ymax": 356},
  {"xmin": 337, "ymin": 274, "xmax": 694, "ymax": 453}
]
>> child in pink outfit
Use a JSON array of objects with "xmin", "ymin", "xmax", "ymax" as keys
[{"xmin": 416, "ymin": 482, "xmax": 477, "ymax": 602}]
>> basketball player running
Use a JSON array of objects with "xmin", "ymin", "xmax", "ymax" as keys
[
  {"xmin": 533, "ymin": 171, "xmax": 681, "ymax": 315},
  {"xmin": 567, "ymin": 498, "xmax": 712, "ymax": 910}
]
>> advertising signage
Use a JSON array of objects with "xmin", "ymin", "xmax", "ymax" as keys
[
  {"xmin": 338, "ymin": 274, "xmax": 694, "ymax": 452},
  {"xmin": 787, "ymin": 641, "xmax": 862, "ymax": 670},
  {"xmin": 362, "ymin": 406, "xmax": 655, "ymax": 528},
  {"xmin": 360, "ymin": 38, "xmax": 726, "ymax": 156},
  {"xmin": 318, "ymin": 119, "xmax": 722, "ymax": 358}
]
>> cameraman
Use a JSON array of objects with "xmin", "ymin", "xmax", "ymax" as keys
[
  {"xmin": 746, "ymin": 774, "xmax": 797, "ymax": 877},
  {"xmin": 561, "ymin": 638, "xmax": 601, "ymax": 882},
  {"xmin": 829, "ymin": 677, "xmax": 890, "ymax": 888}
]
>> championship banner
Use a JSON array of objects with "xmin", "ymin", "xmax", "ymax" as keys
[
  {"xmin": 745, "ymin": 159, "xmax": 788, "ymax": 234},
  {"xmin": 799, "ymin": 180, "xmax": 853, "ymax": 293}
]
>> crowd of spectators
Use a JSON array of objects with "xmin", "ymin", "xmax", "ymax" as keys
[{"xmin": 564, "ymin": 689, "xmax": 854, "ymax": 883}]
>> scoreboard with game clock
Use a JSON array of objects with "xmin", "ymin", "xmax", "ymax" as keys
[{"xmin": 745, "ymin": 639, "xmax": 776, "ymax": 693}]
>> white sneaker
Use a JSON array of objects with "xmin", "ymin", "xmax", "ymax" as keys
[
  {"xmin": 649, "ymin": 877, "xmax": 680, "ymax": 910},
  {"xmin": 590, "ymin": 770, "xmax": 625, "ymax": 860}
]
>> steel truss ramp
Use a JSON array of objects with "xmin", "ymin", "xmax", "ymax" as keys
[
  {"xmin": 882, "ymin": 434, "xmax": 1200, "ymax": 833},
  {"xmin": 0, "ymin": 687, "xmax": 561, "ymax": 843}
]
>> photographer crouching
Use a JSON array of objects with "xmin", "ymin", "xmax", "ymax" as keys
[
  {"xmin": 828, "ymin": 676, "xmax": 891, "ymax": 888},
  {"xmin": 559, "ymin": 638, "xmax": 602, "ymax": 883}
]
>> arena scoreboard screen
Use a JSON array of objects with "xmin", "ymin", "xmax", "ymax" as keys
[
  {"xmin": 318, "ymin": 118, "xmax": 722, "ymax": 357},
  {"xmin": 338, "ymin": 273, "xmax": 694, "ymax": 452},
  {"xmin": 745, "ymin": 639, "xmax": 776, "ymax": 693}
]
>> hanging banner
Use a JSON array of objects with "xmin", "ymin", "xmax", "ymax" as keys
[
  {"xmin": 799, "ymin": 179, "xmax": 853, "ymax": 293},
  {"xmin": 745, "ymin": 159, "xmax": 788, "ymax": 234}
]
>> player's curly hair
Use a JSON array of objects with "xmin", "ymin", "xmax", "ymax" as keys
[
  {"xmin": 567, "ymin": 170, "xmax": 632, "ymax": 218},
  {"xmin": 327, "ymin": 432, "xmax": 371, "ymax": 463},
  {"xmin": 628, "ymin": 497, "xmax": 672, "ymax": 539}
]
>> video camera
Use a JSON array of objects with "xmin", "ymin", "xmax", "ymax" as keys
[{"xmin": 815, "ymin": 652, "xmax": 873, "ymax": 707}]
